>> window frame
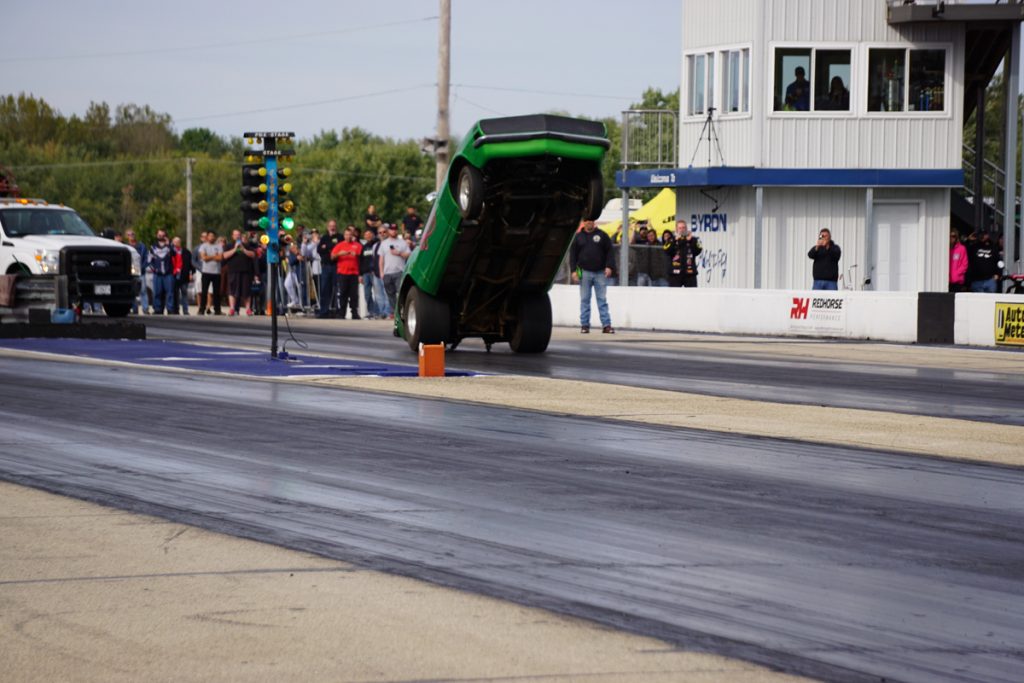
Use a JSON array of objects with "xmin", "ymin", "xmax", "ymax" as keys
[
  {"xmin": 768, "ymin": 42, "xmax": 858, "ymax": 119},
  {"xmin": 684, "ymin": 49, "xmax": 714, "ymax": 118},
  {"xmin": 861, "ymin": 42, "xmax": 952, "ymax": 119},
  {"xmin": 683, "ymin": 43, "xmax": 753, "ymax": 121},
  {"xmin": 718, "ymin": 43, "xmax": 753, "ymax": 119}
]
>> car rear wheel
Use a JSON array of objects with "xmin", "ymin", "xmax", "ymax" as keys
[
  {"xmin": 509, "ymin": 292, "xmax": 552, "ymax": 353},
  {"xmin": 404, "ymin": 286, "xmax": 451, "ymax": 352},
  {"xmin": 456, "ymin": 165, "xmax": 484, "ymax": 220},
  {"xmin": 103, "ymin": 303, "xmax": 131, "ymax": 318},
  {"xmin": 583, "ymin": 172, "xmax": 604, "ymax": 222}
]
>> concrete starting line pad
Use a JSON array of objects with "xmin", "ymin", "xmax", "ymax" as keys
[{"xmin": 0, "ymin": 338, "xmax": 474, "ymax": 378}]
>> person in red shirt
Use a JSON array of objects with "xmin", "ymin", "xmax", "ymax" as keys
[{"xmin": 330, "ymin": 226, "xmax": 364, "ymax": 319}]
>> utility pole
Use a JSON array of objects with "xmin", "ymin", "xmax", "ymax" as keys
[
  {"xmin": 185, "ymin": 157, "xmax": 195, "ymax": 250},
  {"xmin": 436, "ymin": 0, "xmax": 451, "ymax": 192}
]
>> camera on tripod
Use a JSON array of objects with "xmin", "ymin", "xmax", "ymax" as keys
[{"xmin": 689, "ymin": 106, "xmax": 724, "ymax": 167}]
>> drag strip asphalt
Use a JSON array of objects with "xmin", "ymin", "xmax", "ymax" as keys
[
  {"xmin": 1, "ymin": 356, "xmax": 1022, "ymax": 683},
  {"xmin": 143, "ymin": 315, "xmax": 1024, "ymax": 426},
  {"xmin": 0, "ymin": 337, "xmax": 473, "ymax": 378}
]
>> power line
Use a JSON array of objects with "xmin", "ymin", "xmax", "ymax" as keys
[
  {"xmin": 452, "ymin": 83, "xmax": 633, "ymax": 101},
  {"xmin": 452, "ymin": 91, "xmax": 506, "ymax": 117},
  {"xmin": 175, "ymin": 84, "xmax": 435, "ymax": 123},
  {"xmin": 9, "ymin": 158, "xmax": 180, "ymax": 171},
  {"xmin": 0, "ymin": 16, "xmax": 438, "ymax": 64},
  {"xmin": 9, "ymin": 158, "xmax": 435, "ymax": 183}
]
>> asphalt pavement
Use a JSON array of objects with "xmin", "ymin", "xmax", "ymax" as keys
[
  {"xmin": 143, "ymin": 315, "xmax": 1024, "ymax": 425},
  {"xmin": 1, "ymin": 354, "xmax": 1022, "ymax": 683}
]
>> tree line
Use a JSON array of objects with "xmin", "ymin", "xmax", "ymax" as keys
[{"xmin": 0, "ymin": 89, "xmax": 679, "ymax": 245}]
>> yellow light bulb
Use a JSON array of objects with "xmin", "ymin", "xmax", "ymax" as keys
[
  {"xmin": 260, "ymin": 234, "xmax": 270, "ymax": 245},
  {"xmin": 257, "ymin": 200, "xmax": 268, "ymax": 212},
  {"xmin": 280, "ymin": 182, "xmax": 292, "ymax": 193}
]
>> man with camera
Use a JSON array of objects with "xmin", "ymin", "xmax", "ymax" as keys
[
  {"xmin": 378, "ymin": 223, "xmax": 410, "ymax": 318},
  {"xmin": 808, "ymin": 228, "xmax": 842, "ymax": 290},
  {"xmin": 668, "ymin": 219, "xmax": 702, "ymax": 288}
]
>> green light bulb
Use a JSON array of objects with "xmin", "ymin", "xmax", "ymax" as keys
[
  {"xmin": 282, "ymin": 216, "xmax": 295, "ymax": 231},
  {"xmin": 258, "ymin": 216, "xmax": 270, "ymax": 230}
]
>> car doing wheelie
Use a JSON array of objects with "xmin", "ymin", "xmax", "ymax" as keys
[{"xmin": 394, "ymin": 114, "xmax": 609, "ymax": 353}]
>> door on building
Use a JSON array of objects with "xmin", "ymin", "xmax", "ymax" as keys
[{"xmin": 874, "ymin": 202, "xmax": 921, "ymax": 291}]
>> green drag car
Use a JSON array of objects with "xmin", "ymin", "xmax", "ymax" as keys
[{"xmin": 394, "ymin": 114, "xmax": 609, "ymax": 353}]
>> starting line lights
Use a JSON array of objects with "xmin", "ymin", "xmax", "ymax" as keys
[{"xmin": 240, "ymin": 131, "xmax": 297, "ymax": 234}]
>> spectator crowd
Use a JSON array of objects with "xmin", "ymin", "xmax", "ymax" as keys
[{"xmin": 108, "ymin": 204, "xmax": 425, "ymax": 318}]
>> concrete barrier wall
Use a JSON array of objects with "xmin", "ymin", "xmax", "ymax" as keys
[
  {"xmin": 551, "ymin": 285, "xmax": 921, "ymax": 342},
  {"xmin": 954, "ymin": 292, "xmax": 1024, "ymax": 346},
  {"xmin": 552, "ymin": 285, "xmax": 1024, "ymax": 346}
]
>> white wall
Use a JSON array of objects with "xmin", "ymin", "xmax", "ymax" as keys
[
  {"xmin": 954, "ymin": 292, "xmax": 1024, "ymax": 346},
  {"xmin": 552, "ymin": 284, "xmax": 920, "ymax": 342},
  {"xmin": 553, "ymin": 285, "xmax": 1024, "ymax": 347}
]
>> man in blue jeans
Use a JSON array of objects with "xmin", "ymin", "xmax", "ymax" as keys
[
  {"xmin": 808, "ymin": 228, "xmax": 842, "ymax": 290},
  {"xmin": 315, "ymin": 220, "xmax": 342, "ymax": 317},
  {"xmin": 569, "ymin": 220, "xmax": 615, "ymax": 334}
]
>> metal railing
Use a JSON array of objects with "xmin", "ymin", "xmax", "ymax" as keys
[
  {"xmin": 961, "ymin": 141, "xmax": 1020, "ymax": 234},
  {"xmin": 621, "ymin": 110, "xmax": 678, "ymax": 169}
]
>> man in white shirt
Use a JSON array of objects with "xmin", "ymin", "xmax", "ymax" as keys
[{"xmin": 377, "ymin": 223, "xmax": 410, "ymax": 317}]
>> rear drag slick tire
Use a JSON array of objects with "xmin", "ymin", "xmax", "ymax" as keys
[{"xmin": 509, "ymin": 293, "xmax": 552, "ymax": 353}]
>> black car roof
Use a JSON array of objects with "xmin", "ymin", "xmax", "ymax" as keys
[{"xmin": 478, "ymin": 115, "xmax": 606, "ymax": 138}]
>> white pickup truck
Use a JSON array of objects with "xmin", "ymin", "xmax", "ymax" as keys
[{"xmin": 0, "ymin": 198, "xmax": 141, "ymax": 317}]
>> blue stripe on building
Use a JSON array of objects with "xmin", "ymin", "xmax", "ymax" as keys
[{"xmin": 617, "ymin": 167, "xmax": 965, "ymax": 189}]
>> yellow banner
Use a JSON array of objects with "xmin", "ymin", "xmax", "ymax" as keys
[
  {"xmin": 599, "ymin": 188, "xmax": 676, "ymax": 240},
  {"xmin": 995, "ymin": 302, "xmax": 1024, "ymax": 346}
]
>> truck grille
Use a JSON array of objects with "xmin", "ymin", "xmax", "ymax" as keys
[{"xmin": 61, "ymin": 246, "xmax": 131, "ymax": 281}]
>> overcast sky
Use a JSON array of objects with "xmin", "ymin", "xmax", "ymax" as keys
[{"xmin": 1, "ymin": 1, "xmax": 681, "ymax": 142}]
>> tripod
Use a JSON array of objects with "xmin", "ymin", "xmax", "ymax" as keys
[{"xmin": 689, "ymin": 106, "xmax": 725, "ymax": 167}]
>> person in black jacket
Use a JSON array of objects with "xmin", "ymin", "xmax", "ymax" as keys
[
  {"xmin": 668, "ymin": 220, "xmax": 702, "ymax": 287},
  {"xmin": 569, "ymin": 220, "xmax": 614, "ymax": 334},
  {"xmin": 808, "ymin": 228, "xmax": 842, "ymax": 290},
  {"xmin": 316, "ymin": 220, "xmax": 343, "ymax": 317},
  {"xmin": 967, "ymin": 229, "xmax": 1001, "ymax": 293}
]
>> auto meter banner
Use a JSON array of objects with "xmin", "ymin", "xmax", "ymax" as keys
[
  {"xmin": 788, "ymin": 294, "xmax": 847, "ymax": 334},
  {"xmin": 994, "ymin": 302, "xmax": 1024, "ymax": 346}
]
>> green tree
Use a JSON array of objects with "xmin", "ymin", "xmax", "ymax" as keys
[
  {"xmin": 137, "ymin": 199, "xmax": 178, "ymax": 244},
  {"xmin": 180, "ymin": 127, "xmax": 229, "ymax": 156}
]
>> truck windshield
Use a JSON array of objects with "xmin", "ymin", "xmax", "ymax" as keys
[{"xmin": 0, "ymin": 208, "xmax": 96, "ymax": 237}]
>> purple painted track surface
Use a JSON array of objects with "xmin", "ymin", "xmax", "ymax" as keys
[{"xmin": 0, "ymin": 338, "xmax": 472, "ymax": 378}]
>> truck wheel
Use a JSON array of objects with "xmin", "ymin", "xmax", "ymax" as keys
[
  {"xmin": 456, "ymin": 164, "xmax": 484, "ymax": 220},
  {"xmin": 583, "ymin": 172, "xmax": 603, "ymax": 221},
  {"xmin": 103, "ymin": 303, "xmax": 131, "ymax": 318},
  {"xmin": 404, "ymin": 286, "xmax": 451, "ymax": 352},
  {"xmin": 509, "ymin": 293, "xmax": 552, "ymax": 353}
]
